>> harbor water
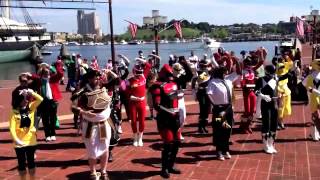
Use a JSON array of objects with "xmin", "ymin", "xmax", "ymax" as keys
[{"xmin": 0, "ymin": 41, "xmax": 278, "ymax": 80}]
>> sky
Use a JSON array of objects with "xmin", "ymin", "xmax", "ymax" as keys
[{"xmin": 7, "ymin": 0, "xmax": 320, "ymax": 34}]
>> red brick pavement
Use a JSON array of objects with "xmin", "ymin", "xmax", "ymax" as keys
[{"xmin": 0, "ymin": 44, "xmax": 319, "ymax": 180}]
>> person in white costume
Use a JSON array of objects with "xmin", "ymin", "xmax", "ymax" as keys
[{"xmin": 71, "ymin": 69, "xmax": 115, "ymax": 180}]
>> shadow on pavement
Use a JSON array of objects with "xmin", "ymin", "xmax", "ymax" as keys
[
  {"xmin": 132, "ymin": 156, "xmax": 199, "ymax": 167},
  {"xmin": 0, "ymin": 128, "xmax": 9, "ymax": 133},
  {"xmin": 56, "ymin": 132, "xmax": 80, "ymax": 137},
  {"xmin": 67, "ymin": 170, "xmax": 160, "ymax": 180},
  {"xmin": 285, "ymin": 122, "xmax": 312, "ymax": 128},
  {"xmin": 0, "ymin": 139, "xmax": 13, "ymax": 144},
  {"xmin": 0, "ymin": 156, "xmax": 16, "ymax": 161},
  {"xmin": 36, "ymin": 159, "xmax": 87, "ymax": 168},
  {"xmin": 37, "ymin": 142, "xmax": 85, "ymax": 150},
  {"xmin": 183, "ymin": 150, "xmax": 217, "ymax": 161},
  {"xmin": 131, "ymin": 157, "xmax": 160, "ymax": 168}
]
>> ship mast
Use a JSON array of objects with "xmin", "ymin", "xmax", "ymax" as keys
[{"xmin": 0, "ymin": 0, "xmax": 10, "ymax": 18}]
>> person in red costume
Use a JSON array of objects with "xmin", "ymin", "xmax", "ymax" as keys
[
  {"xmin": 213, "ymin": 47, "xmax": 233, "ymax": 73},
  {"xmin": 239, "ymin": 48, "xmax": 266, "ymax": 134},
  {"xmin": 149, "ymin": 64, "xmax": 182, "ymax": 178},
  {"xmin": 127, "ymin": 60, "xmax": 151, "ymax": 147}
]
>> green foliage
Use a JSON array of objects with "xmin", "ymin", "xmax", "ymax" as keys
[{"xmin": 209, "ymin": 28, "xmax": 229, "ymax": 39}]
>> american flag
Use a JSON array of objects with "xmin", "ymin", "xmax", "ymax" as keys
[
  {"xmin": 128, "ymin": 22, "xmax": 138, "ymax": 39},
  {"xmin": 306, "ymin": 24, "xmax": 313, "ymax": 33},
  {"xmin": 173, "ymin": 21, "xmax": 183, "ymax": 38},
  {"xmin": 296, "ymin": 17, "xmax": 305, "ymax": 37}
]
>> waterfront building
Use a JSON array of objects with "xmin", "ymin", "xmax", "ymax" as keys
[
  {"xmin": 77, "ymin": 10, "xmax": 102, "ymax": 37},
  {"xmin": 143, "ymin": 10, "xmax": 167, "ymax": 28},
  {"xmin": 278, "ymin": 21, "xmax": 296, "ymax": 35}
]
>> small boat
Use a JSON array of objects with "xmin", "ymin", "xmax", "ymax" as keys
[
  {"xmin": 45, "ymin": 42, "xmax": 59, "ymax": 47},
  {"xmin": 119, "ymin": 40, "xmax": 128, "ymax": 45},
  {"xmin": 41, "ymin": 50, "xmax": 52, "ymax": 55},
  {"xmin": 128, "ymin": 40, "xmax": 142, "ymax": 45},
  {"xmin": 88, "ymin": 41, "xmax": 95, "ymax": 46},
  {"xmin": 95, "ymin": 42, "xmax": 104, "ymax": 46},
  {"xmin": 67, "ymin": 41, "xmax": 80, "ymax": 46},
  {"xmin": 173, "ymin": 38, "xmax": 180, "ymax": 43},
  {"xmin": 202, "ymin": 37, "xmax": 221, "ymax": 50},
  {"xmin": 160, "ymin": 39, "xmax": 169, "ymax": 44}
]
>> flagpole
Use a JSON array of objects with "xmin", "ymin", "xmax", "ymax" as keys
[
  {"xmin": 108, "ymin": 0, "xmax": 116, "ymax": 69},
  {"xmin": 158, "ymin": 19, "xmax": 185, "ymax": 34},
  {"xmin": 154, "ymin": 27, "xmax": 159, "ymax": 55}
]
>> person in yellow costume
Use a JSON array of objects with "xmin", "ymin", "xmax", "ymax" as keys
[
  {"xmin": 275, "ymin": 55, "xmax": 293, "ymax": 129},
  {"xmin": 10, "ymin": 88, "xmax": 43, "ymax": 179},
  {"xmin": 303, "ymin": 59, "xmax": 320, "ymax": 141}
]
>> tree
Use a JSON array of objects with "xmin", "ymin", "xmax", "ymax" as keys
[
  {"xmin": 196, "ymin": 22, "xmax": 211, "ymax": 33},
  {"xmin": 210, "ymin": 28, "xmax": 229, "ymax": 39}
]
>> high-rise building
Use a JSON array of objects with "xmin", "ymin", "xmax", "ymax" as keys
[{"xmin": 77, "ymin": 10, "xmax": 102, "ymax": 37}]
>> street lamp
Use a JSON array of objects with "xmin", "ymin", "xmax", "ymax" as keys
[{"xmin": 143, "ymin": 10, "xmax": 167, "ymax": 55}]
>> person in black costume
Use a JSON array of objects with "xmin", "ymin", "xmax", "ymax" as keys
[{"xmin": 254, "ymin": 65, "xmax": 279, "ymax": 154}]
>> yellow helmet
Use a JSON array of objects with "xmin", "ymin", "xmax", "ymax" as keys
[
  {"xmin": 198, "ymin": 72, "xmax": 210, "ymax": 84},
  {"xmin": 276, "ymin": 62, "xmax": 286, "ymax": 76}
]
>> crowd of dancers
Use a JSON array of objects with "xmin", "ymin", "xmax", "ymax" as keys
[{"xmin": 8, "ymin": 45, "xmax": 320, "ymax": 179}]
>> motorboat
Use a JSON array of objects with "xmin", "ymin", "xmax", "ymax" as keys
[
  {"xmin": 119, "ymin": 40, "xmax": 128, "ymax": 45},
  {"xmin": 67, "ymin": 41, "xmax": 80, "ymax": 46},
  {"xmin": 128, "ymin": 40, "xmax": 142, "ymax": 45},
  {"xmin": 202, "ymin": 37, "xmax": 221, "ymax": 50}
]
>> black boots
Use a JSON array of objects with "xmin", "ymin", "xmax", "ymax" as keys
[
  {"xmin": 168, "ymin": 142, "xmax": 181, "ymax": 174},
  {"xmin": 198, "ymin": 119, "xmax": 208, "ymax": 134},
  {"xmin": 161, "ymin": 142, "xmax": 181, "ymax": 178},
  {"xmin": 161, "ymin": 144, "xmax": 170, "ymax": 178}
]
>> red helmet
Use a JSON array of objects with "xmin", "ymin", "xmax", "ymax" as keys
[
  {"xmin": 158, "ymin": 64, "xmax": 173, "ymax": 81},
  {"xmin": 133, "ymin": 64, "xmax": 144, "ymax": 75}
]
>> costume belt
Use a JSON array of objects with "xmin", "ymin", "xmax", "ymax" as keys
[
  {"xmin": 245, "ymin": 84, "xmax": 255, "ymax": 88},
  {"xmin": 159, "ymin": 105, "xmax": 179, "ymax": 114},
  {"xmin": 85, "ymin": 119, "xmax": 108, "ymax": 140},
  {"xmin": 130, "ymin": 95, "xmax": 145, "ymax": 101},
  {"xmin": 177, "ymin": 92, "xmax": 184, "ymax": 99}
]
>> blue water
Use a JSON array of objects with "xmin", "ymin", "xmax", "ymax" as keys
[{"xmin": 0, "ymin": 41, "xmax": 278, "ymax": 80}]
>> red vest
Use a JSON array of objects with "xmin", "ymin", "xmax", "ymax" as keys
[{"xmin": 128, "ymin": 75, "xmax": 146, "ymax": 98}]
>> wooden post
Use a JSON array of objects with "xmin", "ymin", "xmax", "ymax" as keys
[
  {"xmin": 313, "ymin": 15, "xmax": 317, "ymax": 45},
  {"xmin": 154, "ymin": 27, "xmax": 159, "ymax": 55},
  {"xmin": 108, "ymin": 0, "xmax": 116, "ymax": 69}
]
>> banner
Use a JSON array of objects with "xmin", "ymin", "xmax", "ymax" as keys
[
  {"xmin": 173, "ymin": 21, "xmax": 183, "ymax": 38},
  {"xmin": 296, "ymin": 17, "xmax": 305, "ymax": 37},
  {"xmin": 128, "ymin": 22, "xmax": 138, "ymax": 39}
]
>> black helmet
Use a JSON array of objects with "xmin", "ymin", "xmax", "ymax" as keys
[
  {"xmin": 265, "ymin": 65, "xmax": 276, "ymax": 75},
  {"xmin": 240, "ymin": 50, "xmax": 246, "ymax": 55}
]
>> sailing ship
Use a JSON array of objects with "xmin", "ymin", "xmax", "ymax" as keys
[{"xmin": 0, "ymin": 0, "xmax": 51, "ymax": 63}]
